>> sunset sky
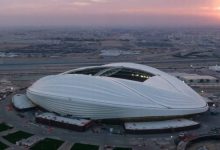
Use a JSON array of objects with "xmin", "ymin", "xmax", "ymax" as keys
[{"xmin": 0, "ymin": 0, "xmax": 220, "ymax": 27}]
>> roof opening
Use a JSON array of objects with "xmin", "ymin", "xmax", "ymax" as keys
[
  {"xmin": 68, "ymin": 67, "xmax": 109, "ymax": 75},
  {"xmin": 67, "ymin": 66, "xmax": 154, "ymax": 82},
  {"xmin": 100, "ymin": 68, "xmax": 154, "ymax": 82}
]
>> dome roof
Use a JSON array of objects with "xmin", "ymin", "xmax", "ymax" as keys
[{"xmin": 27, "ymin": 63, "xmax": 208, "ymax": 119}]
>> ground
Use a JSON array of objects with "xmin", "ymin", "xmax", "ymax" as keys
[
  {"xmin": 0, "ymin": 56, "xmax": 220, "ymax": 150},
  {"xmin": 186, "ymin": 140, "xmax": 220, "ymax": 150}
]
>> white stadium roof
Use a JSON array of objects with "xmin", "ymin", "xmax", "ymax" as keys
[{"xmin": 26, "ymin": 63, "xmax": 208, "ymax": 119}]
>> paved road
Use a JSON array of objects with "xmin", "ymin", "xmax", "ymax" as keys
[
  {"xmin": 57, "ymin": 141, "xmax": 74, "ymax": 150},
  {"xmin": 0, "ymin": 94, "xmax": 176, "ymax": 149},
  {"xmin": 1, "ymin": 93, "xmax": 220, "ymax": 149},
  {"xmin": 0, "ymin": 57, "xmax": 219, "ymax": 70},
  {"xmin": 0, "ymin": 57, "xmax": 220, "ymax": 149},
  {"xmin": 0, "ymin": 129, "xmax": 25, "ymax": 150}
]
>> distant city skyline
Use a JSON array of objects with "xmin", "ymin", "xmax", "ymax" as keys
[{"xmin": 0, "ymin": 0, "xmax": 220, "ymax": 27}]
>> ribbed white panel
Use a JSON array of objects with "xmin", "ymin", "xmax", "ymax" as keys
[
  {"xmin": 26, "ymin": 62, "xmax": 208, "ymax": 119},
  {"xmin": 27, "ymin": 90, "xmax": 208, "ymax": 119}
]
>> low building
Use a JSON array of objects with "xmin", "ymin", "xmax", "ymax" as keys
[
  {"xmin": 35, "ymin": 112, "xmax": 93, "ymax": 132},
  {"xmin": 171, "ymin": 73, "xmax": 219, "ymax": 84},
  {"xmin": 12, "ymin": 94, "xmax": 36, "ymax": 110},
  {"xmin": 0, "ymin": 86, "xmax": 15, "ymax": 100},
  {"xmin": 16, "ymin": 136, "xmax": 44, "ymax": 148},
  {"xmin": 209, "ymin": 65, "xmax": 220, "ymax": 72},
  {"xmin": 124, "ymin": 119, "xmax": 200, "ymax": 134}
]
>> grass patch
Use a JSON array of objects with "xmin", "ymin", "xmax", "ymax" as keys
[
  {"xmin": 114, "ymin": 148, "xmax": 132, "ymax": 150},
  {"xmin": 3, "ymin": 131, "xmax": 33, "ymax": 144},
  {"xmin": 0, "ymin": 141, "xmax": 8, "ymax": 150},
  {"xmin": 0, "ymin": 123, "xmax": 13, "ymax": 132},
  {"xmin": 71, "ymin": 143, "xmax": 99, "ymax": 150},
  {"xmin": 30, "ymin": 138, "xmax": 64, "ymax": 150}
]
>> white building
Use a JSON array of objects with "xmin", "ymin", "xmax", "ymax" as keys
[
  {"xmin": 12, "ymin": 94, "xmax": 36, "ymax": 110},
  {"xmin": 209, "ymin": 65, "xmax": 220, "ymax": 72},
  {"xmin": 171, "ymin": 72, "xmax": 219, "ymax": 84},
  {"xmin": 26, "ymin": 63, "xmax": 208, "ymax": 120}
]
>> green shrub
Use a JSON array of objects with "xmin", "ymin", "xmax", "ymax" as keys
[
  {"xmin": 30, "ymin": 138, "xmax": 64, "ymax": 150},
  {"xmin": 71, "ymin": 143, "xmax": 99, "ymax": 150},
  {"xmin": 0, "ymin": 123, "xmax": 13, "ymax": 132},
  {"xmin": 0, "ymin": 141, "xmax": 8, "ymax": 150},
  {"xmin": 3, "ymin": 131, "xmax": 33, "ymax": 144}
]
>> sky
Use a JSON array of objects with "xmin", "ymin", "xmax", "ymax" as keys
[{"xmin": 0, "ymin": 0, "xmax": 220, "ymax": 27}]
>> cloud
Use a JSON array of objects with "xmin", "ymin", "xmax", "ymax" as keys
[
  {"xmin": 73, "ymin": 0, "xmax": 108, "ymax": 4},
  {"xmin": 90, "ymin": 0, "xmax": 107, "ymax": 2},
  {"xmin": 0, "ymin": 0, "xmax": 219, "ymax": 27},
  {"xmin": 215, "ymin": 6, "xmax": 220, "ymax": 10},
  {"xmin": 72, "ymin": 1, "xmax": 90, "ymax": 6},
  {"xmin": 71, "ymin": 0, "xmax": 108, "ymax": 6}
]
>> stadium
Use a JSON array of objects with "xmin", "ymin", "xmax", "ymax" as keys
[{"xmin": 26, "ymin": 63, "xmax": 208, "ymax": 120}]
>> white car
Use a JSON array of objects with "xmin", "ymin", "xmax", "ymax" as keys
[{"xmin": 27, "ymin": 63, "xmax": 208, "ymax": 120}]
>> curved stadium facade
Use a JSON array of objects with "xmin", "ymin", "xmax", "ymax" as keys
[{"xmin": 26, "ymin": 63, "xmax": 208, "ymax": 120}]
